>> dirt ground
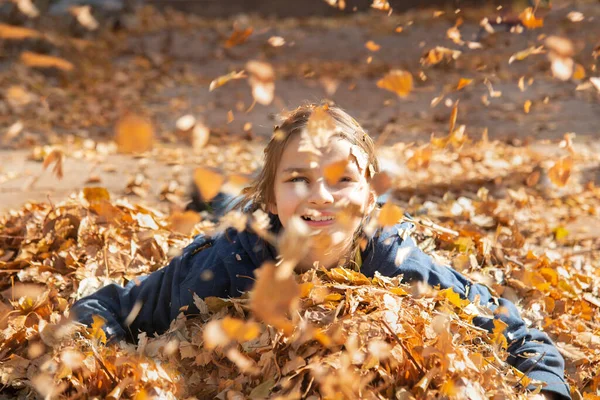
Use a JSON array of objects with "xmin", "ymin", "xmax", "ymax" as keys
[{"xmin": 0, "ymin": 1, "xmax": 599, "ymax": 213}]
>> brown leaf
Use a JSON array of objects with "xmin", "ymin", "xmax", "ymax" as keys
[
  {"xmin": 377, "ymin": 69, "xmax": 413, "ymax": 98},
  {"xmin": 83, "ymin": 187, "xmax": 110, "ymax": 204},
  {"xmin": 548, "ymin": 156, "xmax": 573, "ymax": 187},
  {"xmin": 224, "ymin": 26, "xmax": 253, "ymax": 48},
  {"xmin": 42, "ymin": 149, "xmax": 64, "ymax": 180},
  {"xmin": 456, "ymin": 78, "xmax": 472, "ymax": 90},
  {"xmin": 209, "ymin": 70, "xmax": 246, "ymax": 92}
]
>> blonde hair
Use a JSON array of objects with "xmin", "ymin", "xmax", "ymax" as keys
[{"xmin": 238, "ymin": 103, "xmax": 380, "ymax": 212}]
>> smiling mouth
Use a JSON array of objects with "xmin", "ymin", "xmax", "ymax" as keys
[{"xmin": 301, "ymin": 215, "xmax": 336, "ymax": 222}]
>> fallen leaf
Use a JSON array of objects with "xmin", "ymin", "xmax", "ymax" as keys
[{"xmin": 83, "ymin": 187, "xmax": 110, "ymax": 204}]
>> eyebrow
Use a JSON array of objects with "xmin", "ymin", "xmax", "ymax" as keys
[{"xmin": 282, "ymin": 167, "xmax": 312, "ymax": 174}]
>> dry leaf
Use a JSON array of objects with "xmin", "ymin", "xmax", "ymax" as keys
[
  {"xmin": 421, "ymin": 47, "xmax": 461, "ymax": 67},
  {"xmin": 114, "ymin": 114, "xmax": 154, "ymax": 154},
  {"xmin": 371, "ymin": 171, "xmax": 392, "ymax": 195},
  {"xmin": 14, "ymin": 0, "xmax": 39, "ymax": 17},
  {"xmin": 192, "ymin": 122, "xmax": 210, "ymax": 152},
  {"xmin": 548, "ymin": 157, "xmax": 573, "ymax": 187},
  {"xmin": 43, "ymin": 149, "xmax": 64, "ymax": 180},
  {"xmin": 519, "ymin": 7, "xmax": 544, "ymax": 29},
  {"xmin": 324, "ymin": 159, "xmax": 349, "ymax": 186},
  {"xmin": 268, "ymin": 36, "xmax": 285, "ymax": 47},
  {"xmin": 193, "ymin": 167, "xmax": 225, "ymax": 201},
  {"xmin": 246, "ymin": 60, "xmax": 275, "ymax": 106},
  {"xmin": 378, "ymin": 201, "xmax": 403, "ymax": 227},
  {"xmin": 371, "ymin": 0, "xmax": 390, "ymax": 11},
  {"xmin": 377, "ymin": 70, "xmax": 413, "ymax": 98},
  {"xmin": 365, "ymin": 40, "xmax": 381, "ymax": 52},
  {"xmin": 70, "ymin": 6, "xmax": 99, "ymax": 31},
  {"xmin": 406, "ymin": 145, "xmax": 432, "ymax": 170},
  {"xmin": 0, "ymin": 23, "xmax": 40, "ymax": 40},
  {"xmin": 524, "ymin": 100, "xmax": 532, "ymax": 114},
  {"xmin": 456, "ymin": 78, "xmax": 472, "ymax": 90},
  {"xmin": 508, "ymin": 46, "xmax": 545, "ymax": 64},
  {"xmin": 83, "ymin": 187, "xmax": 110, "ymax": 204},
  {"xmin": 224, "ymin": 26, "xmax": 253, "ymax": 48},
  {"xmin": 209, "ymin": 70, "xmax": 246, "ymax": 92},
  {"xmin": 169, "ymin": 211, "xmax": 201, "ymax": 235},
  {"xmin": 573, "ymin": 64, "xmax": 586, "ymax": 80},
  {"xmin": 20, "ymin": 51, "xmax": 74, "ymax": 72}
]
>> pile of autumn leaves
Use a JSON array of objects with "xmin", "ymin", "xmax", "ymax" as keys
[{"xmin": 1, "ymin": 142, "xmax": 600, "ymax": 399}]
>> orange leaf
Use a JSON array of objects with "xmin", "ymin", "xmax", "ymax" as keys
[
  {"xmin": 224, "ymin": 26, "xmax": 253, "ymax": 48},
  {"xmin": 377, "ymin": 69, "xmax": 413, "ymax": 98},
  {"xmin": 573, "ymin": 63, "xmax": 586, "ymax": 80},
  {"xmin": 378, "ymin": 201, "xmax": 403, "ymax": 227},
  {"xmin": 324, "ymin": 159, "xmax": 348, "ymax": 185},
  {"xmin": 448, "ymin": 100, "xmax": 459, "ymax": 135},
  {"xmin": 193, "ymin": 167, "xmax": 225, "ymax": 201},
  {"xmin": 169, "ymin": 211, "xmax": 202, "ymax": 235},
  {"xmin": 90, "ymin": 315, "xmax": 107, "ymax": 345},
  {"xmin": 548, "ymin": 156, "xmax": 573, "ymax": 187},
  {"xmin": 365, "ymin": 40, "xmax": 381, "ymax": 52},
  {"xmin": 114, "ymin": 113, "xmax": 154, "ymax": 154},
  {"xmin": 209, "ymin": 70, "xmax": 246, "ymax": 92},
  {"xmin": 519, "ymin": 7, "xmax": 544, "ymax": 29},
  {"xmin": 83, "ymin": 187, "xmax": 110, "ymax": 204},
  {"xmin": 524, "ymin": 100, "xmax": 532, "ymax": 113},
  {"xmin": 406, "ymin": 145, "xmax": 432, "ymax": 170},
  {"xmin": 20, "ymin": 51, "xmax": 74, "ymax": 72},
  {"xmin": 42, "ymin": 149, "xmax": 64, "ymax": 180},
  {"xmin": 456, "ymin": 78, "xmax": 472, "ymax": 90},
  {"xmin": 0, "ymin": 23, "xmax": 40, "ymax": 40}
]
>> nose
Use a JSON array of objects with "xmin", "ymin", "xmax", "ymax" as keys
[{"xmin": 308, "ymin": 179, "xmax": 334, "ymax": 205}]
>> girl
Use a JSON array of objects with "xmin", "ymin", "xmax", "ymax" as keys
[{"xmin": 71, "ymin": 104, "xmax": 570, "ymax": 400}]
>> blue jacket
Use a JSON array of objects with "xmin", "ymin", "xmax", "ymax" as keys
[{"xmin": 71, "ymin": 212, "xmax": 570, "ymax": 399}]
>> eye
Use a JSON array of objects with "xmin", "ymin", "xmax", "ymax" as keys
[
  {"xmin": 288, "ymin": 176, "xmax": 309, "ymax": 183},
  {"xmin": 339, "ymin": 176, "xmax": 354, "ymax": 183}
]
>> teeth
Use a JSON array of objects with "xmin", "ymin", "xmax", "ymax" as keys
[{"xmin": 303, "ymin": 215, "xmax": 335, "ymax": 222}]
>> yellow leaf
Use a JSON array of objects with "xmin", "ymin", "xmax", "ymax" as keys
[
  {"xmin": 519, "ymin": 7, "xmax": 544, "ymax": 29},
  {"xmin": 548, "ymin": 156, "xmax": 573, "ymax": 187},
  {"xmin": 0, "ymin": 23, "xmax": 40, "ymax": 40},
  {"xmin": 378, "ymin": 201, "xmax": 403, "ymax": 227},
  {"xmin": 553, "ymin": 226, "xmax": 569, "ymax": 241},
  {"xmin": 83, "ymin": 187, "xmax": 110, "ymax": 204},
  {"xmin": 524, "ymin": 100, "xmax": 532, "ymax": 113},
  {"xmin": 20, "ymin": 51, "xmax": 74, "ymax": 72},
  {"xmin": 439, "ymin": 287, "xmax": 470, "ymax": 308},
  {"xmin": 377, "ymin": 69, "xmax": 413, "ymax": 98},
  {"xmin": 456, "ymin": 78, "xmax": 472, "ymax": 90},
  {"xmin": 326, "ymin": 267, "xmax": 371, "ymax": 285},
  {"xmin": 224, "ymin": 26, "xmax": 253, "ymax": 48},
  {"xmin": 90, "ymin": 315, "xmax": 107, "ymax": 345},
  {"xmin": 209, "ymin": 70, "xmax": 246, "ymax": 92},
  {"xmin": 508, "ymin": 45, "xmax": 545, "ymax": 64},
  {"xmin": 324, "ymin": 159, "xmax": 348, "ymax": 185},
  {"xmin": 221, "ymin": 316, "xmax": 261, "ymax": 342},
  {"xmin": 299, "ymin": 282, "xmax": 314, "ymax": 298},
  {"xmin": 365, "ymin": 40, "xmax": 381, "ymax": 52},
  {"xmin": 114, "ymin": 114, "xmax": 154, "ymax": 154},
  {"xmin": 193, "ymin": 167, "xmax": 225, "ymax": 201}
]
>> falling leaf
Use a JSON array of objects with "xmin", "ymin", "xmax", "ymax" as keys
[
  {"xmin": 377, "ymin": 69, "xmax": 413, "ymax": 98},
  {"xmin": 114, "ymin": 113, "xmax": 154, "ymax": 154},
  {"xmin": 303, "ymin": 105, "xmax": 337, "ymax": 152},
  {"xmin": 548, "ymin": 156, "xmax": 573, "ymax": 187},
  {"xmin": 365, "ymin": 40, "xmax": 381, "ymax": 52},
  {"xmin": 518, "ymin": 76, "xmax": 526, "ymax": 92},
  {"xmin": 590, "ymin": 77, "xmax": 600, "ymax": 92},
  {"xmin": 519, "ymin": 7, "xmax": 544, "ymax": 29},
  {"xmin": 371, "ymin": 0, "xmax": 390, "ymax": 11},
  {"xmin": 227, "ymin": 110, "xmax": 234, "ymax": 124},
  {"xmin": 456, "ymin": 78, "xmax": 472, "ymax": 90},
  {"xmin": 573, "ymin": 64, "xmax": 586, "ymax": 80},
  {"xmin": 43, "ymin": 149, "xmax": 64, "ymax": 180},
  {"xmin": 169, "ymin": 211, "xmax": 201, "ymax": 235},
  {"xmin": 70, "ymin": 6, "xmax": 99, "ymax": 31},
  {"xmin": 508, "ymin": 46, "xmax": 545, "ymax": 64},
  {"xmin": 421, "ymin": 47, "xmax": 461, "ymax": 67},
  {"xmin": 176, "ymin": 114, "xmax": 196, "ymax": 131},
  {"xmin": 192, "ymin": 122, "xmax": 210, "ymax": 152},
  {"xmin": 250, "ymin": 262, "xmax": 300, "ymax": 334},
  {"xmin": 446, "ymin": 26, "xmax": 463, "ymax": 45},
  {"xmin": 378, "ymin": 201, "xmax": 403, "ymax": 227},
  {"xmin": 246, "ymin": 60, "xmax": 275, "ymax": 106},
  {"xmin": 524, "ymin": 100, "xmax": 532, "ymax": 114},
  {"xmin": 448, "ymin": 100, "xmax": 459, "ymax": 134},
  {"xmin": 0, "ymin": 23, "xmax": 40, "ymax": 40},
  {"xmin": 193, "ymin": 167, "xmax": 225, "ymax": 201},
  {"xmin": 14, "ymin": 0, "xmax": 39, "ymax": 17},
  {"xmin": 224, "ymin": 26, "xmax": 253, "ymax": 48},
  {"xmin": 324, "ymin": 159, "xmax": 348, "ymax": 186},
  {"xmin": 209, "ymin": 70, "xmax": 246, "ymax": 92},
  {"xmin": 268, "ymin": 36, "xmax": 285, "ymax": 47},
  {"xmin": 20, "ymin": 51, "xmax": 74, "ymax": 72},
  {"xmin": 371, "ymin": 171, "xmax": 392, "ymax": 195},
  {"xmin": 566, "ymin": 11, "xmax": 584, "ymax": 22},
  {"xmin": 90, "ymin": 315, "xmax": 107, "ymax": 345}
]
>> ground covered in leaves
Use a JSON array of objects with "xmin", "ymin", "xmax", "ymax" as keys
[{"xmin": 1, "ymin": 135, "xmax": 600, "ymax": 399}]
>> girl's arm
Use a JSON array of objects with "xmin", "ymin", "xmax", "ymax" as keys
[
  {"xmin": 70, "ymin": 234, "xmax": 228, "ymax": 343},
  {"xmin": 362, "ymin": 225, "xmax": 571, "ymax": 400}
]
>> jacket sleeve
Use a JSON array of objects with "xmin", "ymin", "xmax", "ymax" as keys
[
  {"xmin": 70, "ymin": 234, "xmax": 228, "ymax": 343},
  {"xmin": 363, "ymin": 226, "xmax": 571, "ymax": 400}
]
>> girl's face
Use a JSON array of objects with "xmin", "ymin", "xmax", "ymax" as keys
[{"xmin": 269, "ymin": 133, "xmax": 375, "ymax": 270}]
